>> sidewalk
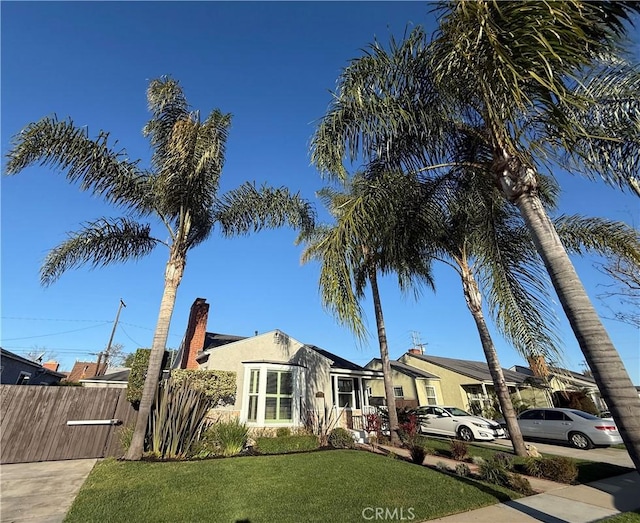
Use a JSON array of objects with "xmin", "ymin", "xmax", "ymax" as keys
[
  {"xmin": 429, "ymin": 472, "xmax": 639, "ymax": 522},
  {"xmin": 380, "ymin": 445, "xmax": 640, "ymax": 523},
  {"xmin": 0, "ymin": 459, "xmax": 97, "ymax": 523}
]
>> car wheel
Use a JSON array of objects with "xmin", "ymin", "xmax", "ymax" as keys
[
  {"xmin": 458, "ymin": 426, "xmax": 474, "ymax": 442},
  {"xmin": 569, "ymin": 432, "xmax": 594, "ymax": 450}
]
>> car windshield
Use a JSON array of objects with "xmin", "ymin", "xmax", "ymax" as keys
[
  {"xmin": 569, "ymin": 410, "xmax": 601, "ymax": 420},
  {"xmin": 444, "ymin": 407, "xmax": 471, "ymax": 416}
]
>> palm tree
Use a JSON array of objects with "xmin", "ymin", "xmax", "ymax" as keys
[
  {"xmin": 310, "ymin": 2, "xmax": 640, "ymax": 469},
  {"xmin": 5, "ymin": 76, "xmax": 314, "ymax": 460},
  {"xmin": 300, "ymin": 173, "xmax": 436, "ymax": 446}
]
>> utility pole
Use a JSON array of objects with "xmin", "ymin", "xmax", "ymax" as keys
[{"xmin": 100, "ymin": 298, "xmax": 126, "ymax": 376}]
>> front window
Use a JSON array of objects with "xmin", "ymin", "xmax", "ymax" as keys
[
  {"xmin": 243, "ymin": 365, "xmax": 300, "ymax": 426},
  {"xmin": 265, "ymin": 370, "xmax": 293, "ymax": 422},
  {"xmin": 247, "ymin": 369, "xmax": 260, "ymax": 422},
  {"xmin": 334, "ymin": 376, "xmax": 362, "ymax": 409},
  {"xmin": 393, "ymin": 386, "xmax": 404, "ymax": 398},
  {"xmin": 338, "ymin": 378, "xmax": 354, "ymax": 408},
  {"xmin": 425, "ymin": 385, "xmax": 438, "ymax": 405}
]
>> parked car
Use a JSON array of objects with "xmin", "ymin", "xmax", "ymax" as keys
[
  {"xmin": 412, "ymin": 405, "xmax": 506, "ymax": 442},
  {"xmin": 515, "ymin": 408, "xmax": 623, "ymax": 449}
]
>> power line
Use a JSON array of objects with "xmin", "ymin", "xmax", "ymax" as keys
[
  {"xmin": 2, "ymin": 316, "xmax": 111, "ymax": 323},
  {"xmin": 1, "ymin": 322, "xmax": 111, "ymax": 341}
]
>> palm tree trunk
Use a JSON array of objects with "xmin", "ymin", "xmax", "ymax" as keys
[
  {"xmin": 460, "ymin": 262, "xmax": 529, "ymax": 457},
  {"xmin": 502, "ymin": 165, "xmax": 640, "ymax": 470},
  {"xmin": 368, "ymin": 267, "xmax": 401, "ymax": 446},
  {"xmin": 125, "ymin": 253, "xmax": 185, "ymax": 460}
]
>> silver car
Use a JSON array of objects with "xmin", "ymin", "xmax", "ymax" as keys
[{"xmin": 517, "ymin": 408, "xmax": 623, "ymax": 449}]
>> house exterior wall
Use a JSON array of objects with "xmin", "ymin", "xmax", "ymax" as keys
[
  {"xmin": 399, "ymin": 354, "xmax": 480, "ymax": 409},
  {"xmin": 199, "ymin": 331, "xmax": 334, "ymax": 426},
  {"xmin": 364, "ymin": 361, "xmax": 442, "ymax": 408},
  {"xmin": 0, "ymin": 354, "xmax": 63, "ymax": 385},
  {"xmin": 517, "ymin": 384, "xmax": 553, "ymax": 407}
]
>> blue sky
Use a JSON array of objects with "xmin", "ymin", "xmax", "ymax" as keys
[{"xmin": 2, "ymin": 2, "xmax": 639, "ymax": 385}]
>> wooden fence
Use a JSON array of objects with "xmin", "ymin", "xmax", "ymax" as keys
[{"xmin": 0, "ymin": 385, "xmax": 137, "ymax": 464}]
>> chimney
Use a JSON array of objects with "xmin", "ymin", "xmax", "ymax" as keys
[
  {"xmin": 43, "ymin": 361, "xmax": 59, "ymax": 372},
  {"xmin": 527, "ymin": 355, "xmax": 550, "ymax": 379},
  {"xmin": 180, "ymin": 298, "xmax": 210, "ymax": 369},
  {"xmin": 408, "ymin": 348, "xmax": 423, "ymax": 356}
]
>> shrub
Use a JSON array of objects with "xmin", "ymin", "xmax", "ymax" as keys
[
  {"xmin": 118, "ymin": 424, "xmax": 134, "ymax": 452},
  {"xmin": 328, "ymin": 428, "xmax": 355, "ymax": 449},
  {"xmin": 455, "ymin": 463, "xmax": 471, "ymax": 477},
  {"xmin": 212, "ymin": 418, "xmax": 249, "ymax": 457},
  {"xmin": 171, "ymin": 369, "xmax": 236, "ymax": 407},
  {"xmin": 255, "ymin": 435, "xmax": 319, "ymax": 454},
  {"xmin": 524, "ymin": 456, "xmax": 578, "ymax": 484},
  {"xmin": 126, "ymin": 349, "xmax": 151, "ymax": 406},
  {"xmin": 397, "ymin": 413, "xmax": 418, "ymax": 445},
  {"xmin": 508, "ymin": 473, "xmax": 535, "ymax": 495},
  {"xmin": 409, "ymin": 444, "xmax": 427, "ymax": 464},
  {"xmin": 449, "ymin": 439, "xmax": 469, "ymax": 461},
  {"xmin": 276, "ymin": 427, "xmax": 291, "ymax": 438},
  {"xmin": 148, "ymin": 379, "xmax": 213, "ymax": 459},
  {"xmin": 493, "ymin": 452, "xmax": 515, "ymax": 471},
  {"xmin": 436, "ymin": 461, "xmax": 450, "ymax": 472},
  {"xmin": 190, "ymin": 424, "xmax": 220, "ymax": 459},
  {"xmin": 478, "ymin": 456, "xmax": 510, "ymax": 486}
]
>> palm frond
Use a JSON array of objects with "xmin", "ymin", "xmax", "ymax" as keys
[
  {"xmin": 143, "ymin": 76, "xmax": 190, "ymax": 172},
  {"xmin": 552, "ymin": 62, "xmax": 640, "ymax": 193},
  {"xmin": 554, "ymin": 215, "xmax": 640, "ymax": 263},
  {"xmin": 311, "ymin": 27, "xmax": 451, "ymax": 181},
  {"xmin": 430, "ymin": 0, "xmax": 640, "ymax": 155},
  {"xmin": 5, "ymin": 116, "xmax": 147, "ymax": 209},
  {"xmin": 214, "ymin": 183, "xmax": 315, "ymax": 236},
  {"xmin": 40, "ymin": 218, "xmax": 159, "ymax": 285}
]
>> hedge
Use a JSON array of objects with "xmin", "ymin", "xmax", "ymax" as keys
[{"xmin": 255, "ymin": 435, "xmax": 320, "ymax": 454}]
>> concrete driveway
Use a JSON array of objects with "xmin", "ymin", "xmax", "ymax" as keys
[
  {"xmin": 0, "ymin": 459, "xmax": 97, "ymax": 523},
  {"xmin": 482, "ymin": 438, "xmax": 635, "ymax": 468}
]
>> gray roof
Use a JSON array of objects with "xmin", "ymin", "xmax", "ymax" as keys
[
  {"xmin": 0, "ymin": 347, "xmax": 66, "ymax": 378},
  {"xmin": 204, "ymin": 332, "xmax": 247, "ymax": 350},
  {"xmin": 368, "ymin": 358, "xmax": 440, "ymax": 380},
  {"xmin": 512, "ymin": 364, "xmax": 596, "ymax": 384},
  {"xmin": 82, "ymin": 369, "xmax": 131, "ymax": 382},
  {"xmin": 305, "ymin": 345, "xmax": 367, "ymax": 372},
  {"xmin": 409, "ymin": 354, "xmax": 529, "ymax": 384}
]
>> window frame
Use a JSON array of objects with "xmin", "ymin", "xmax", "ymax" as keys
[
  {"xmin": 393, "ymin": 386, "xmax": 404, "ymax": 398},
  {"xmin": 241, "ymin": 364, "xmax": 301, "ymax": 427},
  {"xmin": 424, "ymin": 384, "xmax": 438, "ymax": 405},
  {"xmin": 16, "ymin": 371, "xmax": 31, "ymax": 385}
]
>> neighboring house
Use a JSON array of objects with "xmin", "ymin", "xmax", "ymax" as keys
[
  {"xmin": 64, "ymin": 361, "xmax": 106, "ymax": 383},
  {"xmin": 0, "ymin": 348, "xmax": 65, "ymax": 385},
  {"xmin": 511, "ymin": 362, "xmax": 607, "ymax": 412},
  {"xmin": 398, "ymin": 350, "xmax": 552, "ymax": 415},
  {"xmin": 80, "ymin": 369, "xmax": 130, "ymax": 389},
  {"xmin": 364, "ymin": 358, "xmax": 441, "ymax": 409},
  {"xmin": 175, "ymin": 298, "xmax": 382, "ymax": 431}
]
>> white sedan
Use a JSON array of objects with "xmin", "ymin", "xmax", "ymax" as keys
[{"xmin": 414, "ymin": 405, "xmax": 506, "ymax": 441}]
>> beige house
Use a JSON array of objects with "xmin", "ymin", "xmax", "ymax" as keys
[
  {"xmin": 175, "ymin": 298, "xmax": 382, "ymax": 431},
  {"xmin": 397, "ymin": 351, "xmax": 552, "ymax": 415},
  {"xmin": 364, "ymin": 358, "xmax": 441, "ymax": 409},
  {"xmin": 511, "ymin": 364, "xmax": 607, "ymax": 412}
]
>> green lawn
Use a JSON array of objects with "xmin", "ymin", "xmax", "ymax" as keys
[
  {"xmin": 418, "ymin": 436, "xmax": 633, "ymax": 484},
  {"xmin": 64, "ymin": 450, "xmax": 520, "ymax": 523},
  {"xmin": 596, "ymin": 512, "xmax": 640, "ymax": 522}
]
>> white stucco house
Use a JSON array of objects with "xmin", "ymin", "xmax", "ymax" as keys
[{"xmin": 174, "ymin": 298, "xmax": 382, "ymax": 431}]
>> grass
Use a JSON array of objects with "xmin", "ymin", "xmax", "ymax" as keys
[
  {"xmin": 596, "ymin": 512, "xmax": 640, "ymax": 522},
  {"xmin": 417, "ymin": 436, "xmax": 633, "ymax": 484},
  {"xmin": 64, "ymin": 450, "xmax": 521, "ymax": 523}
]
